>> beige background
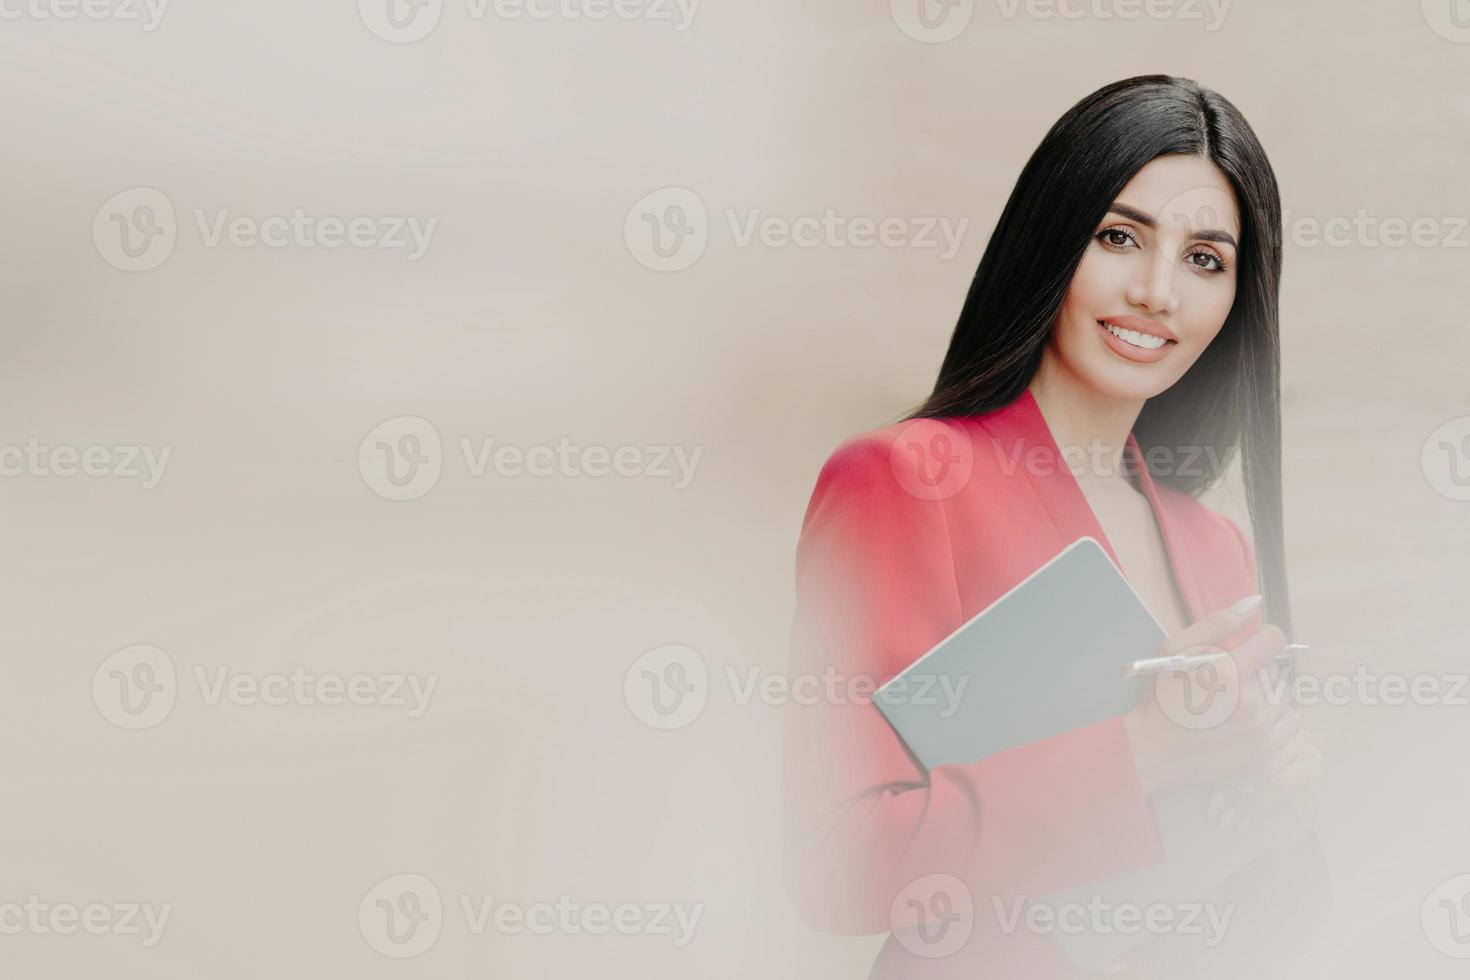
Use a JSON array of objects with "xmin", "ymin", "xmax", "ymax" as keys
[{"xmin": 2, "ymin": 0, "xmax": 1468, "ymax": 975}]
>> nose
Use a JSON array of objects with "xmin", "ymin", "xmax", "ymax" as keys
[{"xmin": 1124, "ymin": 249, "xmax": 1178, "ymax": 315}]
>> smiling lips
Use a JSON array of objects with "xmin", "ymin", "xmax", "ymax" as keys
[{"xmin": 1097, "ymin": 318, "xmax": 1178, "ymax": 363}]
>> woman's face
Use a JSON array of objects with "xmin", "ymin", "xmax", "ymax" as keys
[{"xmin": 1049, "ymin": 153, "xmax": 1241, "ymax": 401}]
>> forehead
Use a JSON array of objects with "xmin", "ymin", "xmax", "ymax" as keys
[{"xmin": 1114, "ymin": 154, "xmax": 1240, "ymax": 239}]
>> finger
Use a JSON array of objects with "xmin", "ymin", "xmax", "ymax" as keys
[
  {"xmin": 1158, "ymin": 596, "xmax": 1266, "ymax": 659},
  {"xmin": 1229, "ymin": 623, "xmax": 1289, "ymax": 675},
  {"xmin": 1266, "ymin": 705, "xmax": 1304, "ymax": 740},
  {"xmin": 1241, "ymin": 663, "xmax": 1292, "ymax": 721},
  {"xmin": 1261, "ymin": 730, "xmax": 1314, "ymax": 779},
  {"xmin": 1256, "ymin": 684, "xmax": 1299, "ymax": 731},
  {"xmin": 1244, "ymin": 749, "xmax": 1323, "ymax": 817},
  {"xmin": 1229, "ymin": 729, "xmax": 1311, "ymax": 800},
  {"xmin": 1232, "ymin": 680, "xmax": 1295, "ymax": 743},
  {"xmin": 1252, "ymin": 764, "xmax": 1323, "ymax": 822}
]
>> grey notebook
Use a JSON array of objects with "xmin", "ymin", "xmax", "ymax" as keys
[
  {"xmin": 872, "ymin": 536, "xmax": 1166, "ymax": 770},
  {"xmin": 872, "ymin": 535, "xmax": 1292, "ymax": 974}
]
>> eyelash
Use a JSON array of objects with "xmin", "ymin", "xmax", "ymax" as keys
[{"xmin": 1094, "ymin": 225, "xmax": 1230, "ymax": 274}]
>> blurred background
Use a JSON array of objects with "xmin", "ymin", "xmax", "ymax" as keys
[{"xmin": 2, "ymin": 0, "xmax": 1468, "ymax": 975}]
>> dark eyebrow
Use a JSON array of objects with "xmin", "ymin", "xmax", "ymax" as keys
[{"xmin": 1107, "ymin": 202, "xmax": 1238, "ymax": 249}]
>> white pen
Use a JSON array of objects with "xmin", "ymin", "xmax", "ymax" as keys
[{"xmin": 1123, "ymin": 642, "xmax": 1312, "ymax": 679}]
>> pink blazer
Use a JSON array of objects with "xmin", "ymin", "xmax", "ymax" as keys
[{"xmin": 781, "ymin": 388, "xmax": 1279, "ymax": 977}]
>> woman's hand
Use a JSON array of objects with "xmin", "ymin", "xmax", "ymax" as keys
[
  {"xmin": 1211, "ymin": 721, "xmax": 1325, "ymax": 831},
  {"xmin": 1123, "ymin": 597, "xmax": 1304, "ymax": 798}
]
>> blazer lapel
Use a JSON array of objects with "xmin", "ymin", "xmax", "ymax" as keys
[
  {"xmin": 1126, "ymin": 429, "xmax": 1205, "ymax": 623},
  {"xmin": 979, "ymin": 388, "xmax": 1204, "ymax": 623}
]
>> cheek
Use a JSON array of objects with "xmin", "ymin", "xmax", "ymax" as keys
[
  {"xmin": 1179, "ymin": 278, "xmax": 1237, "ymax": 344},
  {"xmin": 1064, "ymin": 250, "xmax": 1118, "ymax": 312},
  {"xmin": 1057, "ymin": 254, "xmax": 1113, "ymax": 345}
]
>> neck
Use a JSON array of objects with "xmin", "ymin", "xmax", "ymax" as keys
[{"xmin": 1026, "ymin": 348, "xmax": 1145, "ymax": 495}]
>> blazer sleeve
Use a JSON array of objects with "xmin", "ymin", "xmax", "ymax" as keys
[{"xmin": 780, "ymin": 432, "xmax": 1168, "ymax": 938}]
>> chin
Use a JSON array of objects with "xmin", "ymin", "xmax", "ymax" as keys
[{"xmin": 1076, "ymin": 360, "xmax": 1182, "ymax": 401}]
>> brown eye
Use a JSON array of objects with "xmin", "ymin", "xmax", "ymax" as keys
[
  {"xmin": 1187, "ymin": 249, "xmax": 1229, "ymax": 273},
  {"xmin": 1096, "ymin": 227, "xmax": 1138, "ymax": 249}
]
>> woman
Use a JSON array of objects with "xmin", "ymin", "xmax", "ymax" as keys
[{"xmin": 782, "ymin": 75, "xmax": 1332, "ymax": 978}]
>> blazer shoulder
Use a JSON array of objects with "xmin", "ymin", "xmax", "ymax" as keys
[{"xmin": 802, "ymin": 415, "xmax": 1001, "ymax": 517}]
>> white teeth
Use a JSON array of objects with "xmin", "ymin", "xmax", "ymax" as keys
[{"xmin": 1101, "ymin": 321, "xmax": 1168, "ymax": 350}]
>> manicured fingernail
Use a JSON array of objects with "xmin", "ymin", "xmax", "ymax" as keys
[{"xmin": 1231, "ymin": 594, "xmax": 1263, "ymax": 616}]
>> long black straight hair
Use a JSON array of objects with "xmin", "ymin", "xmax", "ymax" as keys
[{"xmin": 904, "ymin": 75, "xmax": 1292, "ymax": 638}]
